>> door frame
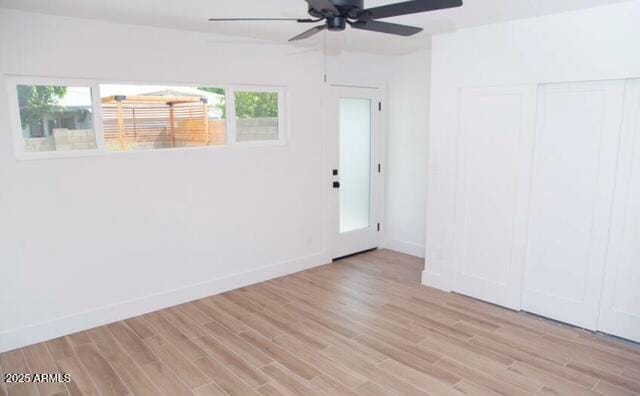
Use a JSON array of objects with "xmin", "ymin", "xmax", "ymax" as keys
[{"xmin": 323, "ymin": 81, "xmax": 387, "ymax": 260}]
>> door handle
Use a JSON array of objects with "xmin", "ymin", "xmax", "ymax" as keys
[{"xmin": 333, "ymin": 181, "xmax": 340, "ymax": 189}]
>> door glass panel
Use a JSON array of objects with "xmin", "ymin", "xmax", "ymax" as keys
[{"xmin": 339, "ymin": 98, "xmax": 371, "ymax": 233}]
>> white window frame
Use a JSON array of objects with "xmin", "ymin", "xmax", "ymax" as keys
[
  {"xmin": 6, "ymin": 76, "xmax": 288, "ymax": 160},
  {"xmin": 228, "ymin": 85, "xmax": 287, "ymax": 147},
  {"xmin": 6, "ymin": 76, "xmax": 106, "ymax": 160}
]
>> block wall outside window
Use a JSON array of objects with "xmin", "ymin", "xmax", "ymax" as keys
[
  {"xmin": 234, "ymin": 91, "xmax": 280, "ymax": 142},
  {"xmin": 16, "ymin": 84, "xmax": 97, "ymax": 153}
]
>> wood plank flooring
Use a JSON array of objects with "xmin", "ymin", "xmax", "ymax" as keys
[{"xmin": 2, "ymin": 249, "xmax": 639, "ymax": 395}]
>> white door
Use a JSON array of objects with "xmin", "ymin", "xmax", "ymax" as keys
[
  {"xmin": 598, "ymin": 79, "xmax": 640, "ymax": 342},
  {"xmin": 452, "ymin": 86, "xmax": 537, "ymax": 310},
  {"xmin": 327, "ymin": 85, "xmax": 382, "ymax": 259},
  {"xmin": 522, "ymin": 80, "xmax": 625, "ymax": 330}
]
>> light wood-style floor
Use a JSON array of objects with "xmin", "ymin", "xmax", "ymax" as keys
[{"xmin": 2, "ymin": 249, "xmax": 640, "ymax": 396}]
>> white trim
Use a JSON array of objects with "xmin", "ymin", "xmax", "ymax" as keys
[
  {"xmin": 91, "ymin": 82, "xmax": 107, "ymax": 153},
  {"xmin": 5, "ymin": 75, "xmax": 289, "ymax": 160},
  {"xmin": 422, "ymin": 268, "xmax": 451, "ymax": 291},
  {"xmin": 6, "ymin": 73, "xmax": 291, "ymax": 91},
  {"xmin": 327, "ymin": 78, "xmax": 386, "ymax": 91},
  {"xmin": 0, "ymin": 251, "xmax": 329, "ymax": 354},
  {"xmin": 378, "ymin": 82, "xmax": 389, "ymax": 256},
  {"xmin": 227, "ymin": 86, "xmax": 238, "ymax": 145},
  {"xmin": 383, "ymin": 239, "xmax": 425, "ymax": 258}
]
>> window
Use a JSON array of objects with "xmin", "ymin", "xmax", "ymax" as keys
[
  {"xmin": 8, "ymin": 78, "xmax": 285, "ymax": 159},
  {"xmin": 234, "ymin": 91, "xmax": 280, "ymax": 142},
  {"xmin": 99, "ymin": 84, "xmax": 227, "ymax": 152},
  {"xmin": 15, "ymin": 84, "xmax": 97, "ymax": 153}
]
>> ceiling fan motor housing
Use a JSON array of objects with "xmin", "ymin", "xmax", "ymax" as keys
[
  {"xmin": 326, "ymin": 16, "xmax": 346, "ymax": 31},
  {"xmin": 308, "ymin": 0, "xmax": 364, "ymax": 19}
]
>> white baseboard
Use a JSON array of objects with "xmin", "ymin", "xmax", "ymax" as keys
[
  {"xmin": 421, "ymin": 269, "xmax": 451, "ymax": 292},
  {"xmin": 383, "ymin": 239, "xmax": 425, "ymax": 258},
  {"xmin": 0, "ymin": 252, "xmax": 328, "ymax": 354}
]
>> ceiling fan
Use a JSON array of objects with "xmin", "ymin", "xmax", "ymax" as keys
[{"xmin": 208, "ymin": 0, "xmax": 463, "ymax": 42}]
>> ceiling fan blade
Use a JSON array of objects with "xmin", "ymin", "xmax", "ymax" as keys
[
  {"xmin": 305, "ymin": 0, "xmax": 339, "ymax": 15},
  {"xmin": 289, "ymin": 24, "xmax": 327, "ymax": 41},
  {"xmin": 209, "ymin": 18, "xmax": 317, "ymax": 22},
  {"xmin": 349, "ymin": 20, "xmax": 422, "ymax": 36},
  {"xmin": 357, "ymin": 0, "xmax": 462, "ymax": 20}
]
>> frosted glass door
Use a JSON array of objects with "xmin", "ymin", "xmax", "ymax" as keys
[
  {"xmin": 339, "ymin": 98, "xmax": 372, "ymax": 233},
  {"xmin": 328, "ymin": 85, "xmax": 380, "ymax": 259}
]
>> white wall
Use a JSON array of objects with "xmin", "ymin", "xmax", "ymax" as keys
[
  {"xmin": 0, "ymin": 9, "xmax": 397, "ymax": 352},
  {"xmin": 384, "ymin": 49, "xmax": 430, "ymax": 258},
  {"xmin": 424, "ymin": 1, "xmax": 640, "ymax": 290}
]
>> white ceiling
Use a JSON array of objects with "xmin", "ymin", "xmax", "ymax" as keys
[{"xmin": 0, "ymin": 0, "xmax": 630, "ymax": 54}]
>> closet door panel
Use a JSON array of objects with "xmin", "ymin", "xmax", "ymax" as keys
[
  {"xmin": 452, "ymin": 86, "xmax": 536, "ymax": 309},
  {"xmin": 598, "ymin": 79, "xmax": 640, "ymax": 342},
  {"xmin": 522, "ymin": 80, "xmax": 625, "ymax": 329}
]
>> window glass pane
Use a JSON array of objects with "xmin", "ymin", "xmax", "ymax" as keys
[
  {"xmin": 17, "ymin": 85, "xmax": 96, "ymax": 152},
  {"xmin": 234, "ymin": 91, "xmax": 279, "ymax": 142},
  {"xmin": 339, "ymin": 98, "xmax": 371, "ymax": 233},
  {"xmin": 99, "ymin": 84, "xmax": 227, "ymax": 152}
]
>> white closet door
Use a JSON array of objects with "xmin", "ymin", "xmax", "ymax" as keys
[
  {"xmin": 598, "ymin": 79, "xmax": 640, "ymax": 342},
  {"xmin": 452, "ymin": 86, "xmax": 536, "ymax": 310},
  {"xmin": 522, "ymin": 80, "xmax": 625, "ymax": 330}
]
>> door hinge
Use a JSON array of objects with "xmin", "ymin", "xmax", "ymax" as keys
[
  {"xmin": 377, "ymin": 223, "xmax": 380, "ymax": 232},
  {"xmin": 378, "ymin": 102, "xmax": 382, "ymax": 111}
]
